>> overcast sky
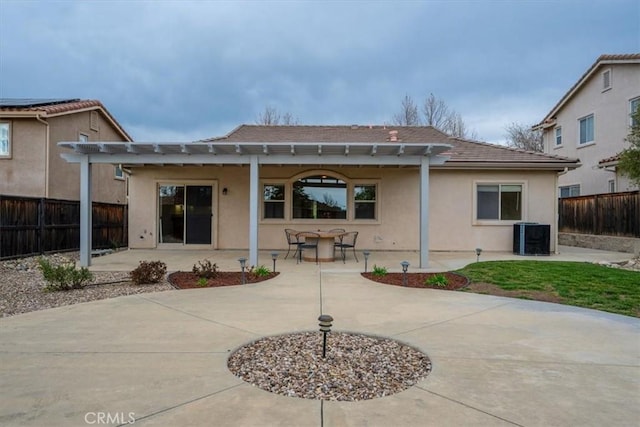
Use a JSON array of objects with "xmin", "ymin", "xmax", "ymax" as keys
[{"xmin": 1, "ymin": 0, "xmax": 638, "ymax": 144}]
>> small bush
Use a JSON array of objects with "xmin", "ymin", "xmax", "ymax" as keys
[
  {"xmin": 250, "ymin": 265, "xmax": 271, "ymax": 277},
  {"xmin": 372, "ymin": 265, "xmax": 388, "ymax": 277},
  {"xmin": 192, "ymin": 259, "xmax": 219, "ymax": 279},
  {"xmin": 130, "ymin": 260, "xmax": 167, "ymax": 285},
  {"xmin": 425, "ymin": 273, "xmax": 448, "ymax": 288},
  {"xmin": 196, "ymin": 277, "xmax": 208, "ymax": 287},
  {"xmin": 38, "ymin": 258, "xmax": 93, "ymax": 292}
]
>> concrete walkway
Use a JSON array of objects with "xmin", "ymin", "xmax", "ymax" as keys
[{"xmin": 0, "ymin": 247, "xmax": 638, "ymax": 426}]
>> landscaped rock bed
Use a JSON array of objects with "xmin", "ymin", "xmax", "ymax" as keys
[
  {"xmin": 167, "ymin": 271, "xmax": 279, "ymax": 289},
  {"xmin": 228, "ymin": 331, "xmax": 431, "ymax": 401},
  {"xmin": 362, "ymin": 271, "xmax": 469, "ymax": 290}
]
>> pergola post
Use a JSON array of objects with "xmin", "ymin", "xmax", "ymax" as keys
[
  {"xmin": 249, "ymin": 155, "xmax": 259, "ymax": 266},
  {"xmin": 79, "ymin": 156, "xmax": 92, "ymax": 267},
  {"xmin": 420, "ymin": 156, "xmax": 430, "ymax": 268}
]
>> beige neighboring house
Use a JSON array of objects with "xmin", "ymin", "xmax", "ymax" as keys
[
  {"xmin": 535, "ymin": 54, "xmax": 640, "ymax": 197},
  {"xmin": 60, "ymin": 125, "xmax": 579, "ymax": 267},
  {"xmin": 0, "ymin": 98, "xmax": 132, "ymax": 203}
]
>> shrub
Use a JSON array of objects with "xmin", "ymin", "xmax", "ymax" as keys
[
  {"xmin": 250, "ymin": 265, "xmax": 271, "ymax": 277},
  {"xmin": 426, "ymin": 273, "xmax": 448, "ymax": 288},
  {"xmin": 372, "ymin": 265, "xmax": 388, "ymax": 277},
  {"xmin": 192, "ymin": 259, "xmax": 219, "ymax": 279},
  {"xmin": 196, "ymin": 277, "xmax": 208, "ymax": 287},
  {"xmin": 130, "ymin": 260, "xmax": 167, "ymax": 285},
  {"xmin": 38, "ymin": 258, "xmax": 93, "ymax": 292}
]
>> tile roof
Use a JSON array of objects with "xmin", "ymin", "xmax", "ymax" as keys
[
  {"xmin": 204, "ymin": 124, "xmax": 579, "ymax": 168},
  {"xmin": 536, "ymin": 53, "xmax": 640, "ymax": 127},
  {"xmin": 599, "ymin": 154, "xmax": 621, "ymax": 165},
  {"xmin": 0, "ymin": 98, "xmax": 132, "ymax": 141}
]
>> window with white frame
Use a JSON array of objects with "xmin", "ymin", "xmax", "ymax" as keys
[
  {"xmin": 114, "ymin": 164, "xmax": 124, "ymax": 180},
  {"xmin": 602, "ymin": 69, "xmax": 611, "ymax": 91},
  {"xmin": 263, "ymin": 184, "xmax": 285, "ymax": 219},
  {"xmin": 354, "ymin": 185, "xmax": 376, "ymax": 219},
  {"xmin": 631, "ymin": 97, "xmax": 640, "ymax": 127},
  {"xmin": 559, "ymin": 185, "xmax": 580, "ymax": 198},
  {"xmin": 476, "ymin": 184, "xmax": 522, "ymax": 221},
  {"xmin": 555, "ymin": 127, "xmax": 562, "ymax": 146},
  {"xmin": 608, "ymin": 180, "xmax": 615, "ymax": 193},
  {"xmin": 578, "ymin": 114, "xmax": 594, "ymax": 145},
  {"xmin": 0, "ymin": 122, "xmax": 10, "ymax": 157},
  {"xmin": 79, "ymin": 133, "xmax": 89, "ymax": 143}
]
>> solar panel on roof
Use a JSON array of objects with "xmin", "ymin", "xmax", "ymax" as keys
[{"xmin": 0, "ymin": 98, "xmax": 79, "ymax": 108}]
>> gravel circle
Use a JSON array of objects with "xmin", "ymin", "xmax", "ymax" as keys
[
  {"xmin": 227, "ymin": 331, "xmax": 432, "ymax": 401},
  {"xmin": 0, "ymin": 252, "xmax": 173, "ymax": 318}
]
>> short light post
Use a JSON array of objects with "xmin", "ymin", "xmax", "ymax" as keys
[
  {"xmin": 238, "ymin": 257, "xmax": 247, "ymax": 284},
  {"xmin": 363, "ymin": 251, "xmax": 370, "ymax": 273},
  {"xmin": 271, "ymin": 251, "xmax": 278, "ymax": 273},
  {"xmin": 400, "ymin": 261, "xmax": 410, "ymax": 287},
  {"xmin": 475, "ymin": 248, "xmax": 482, "ymax": 263},
  {"xmin": 318, "ymin": 314, "xmax": 333, "ymax": 358}
]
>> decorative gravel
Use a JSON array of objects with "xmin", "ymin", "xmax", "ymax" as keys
[
  {"xmin": 227, "ymin": 331, "xmax": 432, "ymax": 401},
  {"xmin": 0, "ymin": 252, "xmax": 173, "ymax": 318}
]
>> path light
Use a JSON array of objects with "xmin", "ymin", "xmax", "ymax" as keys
[
  {"xmin": 271, "ymin": 251, "xmax": 279, "ymax": 273},
  {"xmin": 475, "ymin": 248, "xmax": 482, "ymax": 263},
  {"xmin": 363, "ymin": 251, "xmax": 370, "ymax": 273},
  {"xmin": 238, "ymin": 257, "xmax": 247, "ymax": 284},
  {"xmin": 400, "ymin": 261, "xmax": 410, "ymax": 287},
  {"xmin": 318, "ymin": 314, "xmax": 333, "ymax": 358}
]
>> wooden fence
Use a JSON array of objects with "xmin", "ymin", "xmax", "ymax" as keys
[
  {"xmin": 558, "ymin": 191, "xmax": 640, "ymax": 237},
  {"xmin": 0, "ymin": 195, "xmax": 128, "ymax": 260}
]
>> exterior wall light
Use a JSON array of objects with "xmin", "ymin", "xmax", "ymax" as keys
[
  {"xmin": 363, "ymin": 251, "xmax": 370, "ymax": 272},
  {"xmin": 238, "ymin": 257, "xmax": 247, "ymax": 284},
  {"xmin": 222, "ymin": 187, "xmax": 228, "ymax": 195},
  {"xmin": 400, "ymin": 260, "xmax": 410, "ymax": 286},
  {"xmin": 318, "ymin": 314, "xmax": 333, "ymax": 358}
]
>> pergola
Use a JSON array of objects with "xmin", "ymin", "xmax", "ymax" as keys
[{"xmin": 60, "ymin": 141, "xmax": 452, "ymax": 268}]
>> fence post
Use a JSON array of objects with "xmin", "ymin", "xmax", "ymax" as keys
[{"xmin": 38, "ymin": 198, "xmax": 45, "ymax": 255}]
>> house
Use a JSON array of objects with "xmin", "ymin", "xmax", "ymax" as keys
[
  {"xmin": 535, "ymin": 54, "xmax": 640, "ymax": 196},
  {"xmin": 0, "ymin": 98, "xmax": 132, "ymax": 203},
  {"xmin": 59, "ymin": 125, "xmax": 579, "ymax": 267}
]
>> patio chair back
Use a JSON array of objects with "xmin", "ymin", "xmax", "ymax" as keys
[
  {"xmin": 284, "ymin": 229, "xmax": 300, "ymax": 259},
  {"xmin": 336, "ymin": 231, "xmax": 359, "ymax": 263},
  {"xmin": 295, "ymin": 231, "xmax": 319, "ymax": 264}
]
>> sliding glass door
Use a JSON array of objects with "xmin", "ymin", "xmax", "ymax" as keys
[{"xmin": 159, "ymin": 184, "xmax": 213, "ymax": 245}]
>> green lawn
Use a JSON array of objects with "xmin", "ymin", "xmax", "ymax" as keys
[{"xmin": 456, "ymin": 261, "xmax": 640, "ymax": 318}]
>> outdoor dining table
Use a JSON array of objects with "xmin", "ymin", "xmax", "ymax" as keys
[{"xmin": 298, "ymin": 230, "xmax": 346, "ymax": 262}]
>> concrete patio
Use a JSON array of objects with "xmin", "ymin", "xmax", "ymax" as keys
[{"xmin": 0, "ymin": 246, "xmax": 638, "ymax": 426}]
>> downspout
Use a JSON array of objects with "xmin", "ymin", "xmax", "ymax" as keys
[
  {"xmin": 555, "ymin": 167, "xmax": 569, "ymax": 254},
  {"xmin": 35, "ymin": 114, "xmax": 50, "ymax": 197}
]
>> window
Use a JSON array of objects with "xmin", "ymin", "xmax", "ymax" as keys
[
  {"xmin": 602, "ymin": 69, "xmax": 611, "ymax": 91},
  {"xmin": 0, "ymin": 122, "xmax": 9, "ymax": 157},
  {"xmin": 578, "ymin": 114, "xmax": 594, "ymax": 145},
  {"xmin": 608, "ymin": 180, "xmax": 615, "ymax": 193},
  {"xmin": 79, "ymin": 133, "xmax": 88, "ymax": 143},
  {"xmin": 263, "ymin": 184, "xmax": 285, "ymax": 219},
  {"xmin": 555, "ymin": 127, "xmax": 562, "ymax": 146},
  {"xmin": 631, "ymin": 97, "xmax": 640, "ymax": 127},
  {"xmin": 476, "ymin": 184, "xmax": 522, "ymax": 221},
  {"xmin": 293, "ymin": 175, "xmax": 347, "ymax": 219},
  {"xmin": 354, "ymin": 185, "xmax": 376, "ymax": 219},
  {"xmin": 114, "ymin": 165, "xmax": 124, "ymax": 180},
  {"xmin": 559, "ymin": 185, "xmax": 580, "ymax": 198}
]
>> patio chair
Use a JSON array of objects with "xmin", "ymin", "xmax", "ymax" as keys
[
  {"xmin": 328, "ymin": 228, "xmax": 346, "ymax": 250},
  {"xmin": 296, "ymin": 231, "xmax": 319, "ymax": 264},
  {"xmin": 336, "ymin": 231, "xmax": 358, "ymax": 263},
  {"xmin": 284, "ymin": 229, "xmax": 301, "ymax": 259}
]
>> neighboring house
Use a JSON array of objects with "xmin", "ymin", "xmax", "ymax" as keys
[
  {"xmin": 0, "ymin": 98, "xmax": 132, "ymax": 203},
  {"xmin": 535, "ymin": 54, "xmax": 640, "ymax": 197},
  {"xmin": 59, "ymin": 125, "xmax": 579, "ymax": 267}
]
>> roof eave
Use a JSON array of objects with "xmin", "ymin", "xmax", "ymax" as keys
[{"xmin": 435, "ymin": 161, "xmax": 581, "ymax": 171}]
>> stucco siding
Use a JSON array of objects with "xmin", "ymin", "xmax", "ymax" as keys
[
  {"xmin": 128, "ymin": 165, "xmax": 558, "ymax": 253},
  {"xmin": 544, "ymin": 62, "xmax": 640, "ymax": 195},
  {"xmin": 48, "ymin": 112, "xmax": 127, "ymax": 203},
  {"xmin": 0, "ymin": 118, "xmax": 47, "ymax": 197}
]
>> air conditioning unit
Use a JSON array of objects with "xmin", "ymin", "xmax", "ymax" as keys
[{"xmin": 513, "ymin": 223, "xmax": 550, "ymax": 255}]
